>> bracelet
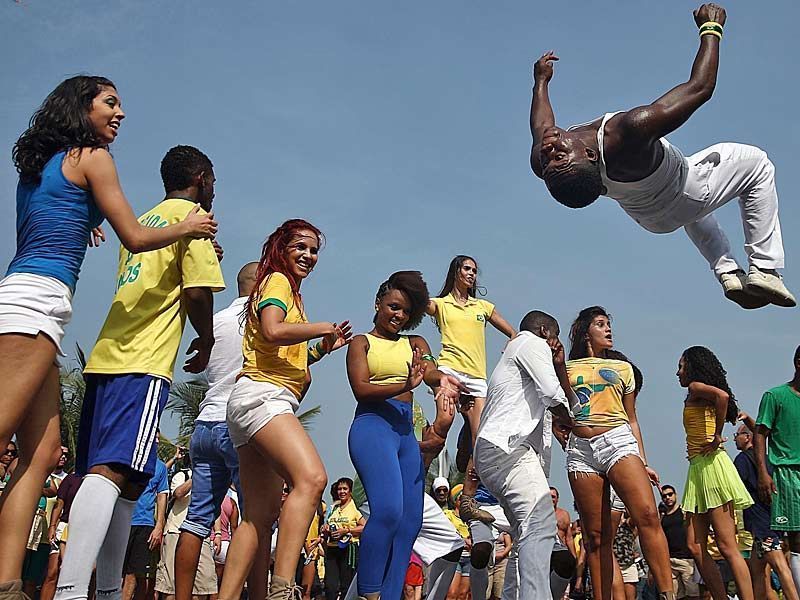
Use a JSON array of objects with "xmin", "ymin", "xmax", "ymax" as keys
[
  {"xmin": 421, "ymin": 353, "xmax": 437, "ymax": 363},
  {"xmin": 699, "ymin": 22, "xmax": 723, "ymax": 39},
  {"xmin": 213, "ymin": 532, "xmax": 222, "ymax": 536}
]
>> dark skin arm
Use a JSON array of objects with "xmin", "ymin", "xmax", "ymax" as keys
[
  {"xmin": 609, "ymin": 4, "xmax": 726, "ymax": 149},
  {"xmin": 754, "ymin": 424, "xmax": 776, "ymax": 504},
  {"xmin": 529, "ymin": 51, "xmax": 559, "ymax": 178},
  {"xmin": 183, "ymin": 287, "xmax": 215, "ymax": 373}
]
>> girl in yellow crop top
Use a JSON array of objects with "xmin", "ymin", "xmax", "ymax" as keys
[
  {"xmin": 676, "ymin": 346, "xmax": 754, "ymax": 600},
  {"xmin": 346, "ymin": 271, "xmax": 461, "ymax": 600},
  {"xmin": 564, "ymin": 306, "xmax": 673, "ymax": 599}
]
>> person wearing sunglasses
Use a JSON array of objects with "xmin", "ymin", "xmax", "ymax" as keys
[{"xmin": 659, "ymin": 485, "xmax": 700, "ymax": 600}]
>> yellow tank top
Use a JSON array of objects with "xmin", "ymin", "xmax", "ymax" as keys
[
  {"xmin": 365, "ymin": 334, "xmax": 413, "ymax": 385},
  {"xmin": 683, "ymin": 404, "xmax": 717, "ymax": 459}
]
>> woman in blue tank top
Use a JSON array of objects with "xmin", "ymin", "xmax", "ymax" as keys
[
  {"xmin": 0, "ymin": 75, "xmax": 216, "ymax": 591},
  {"xmin": 346, "ymin": 271, "xmax": 462, "ymax": 600}
]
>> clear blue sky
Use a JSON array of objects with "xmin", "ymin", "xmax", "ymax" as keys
[{"xmin": 2, "ymin": 1, "xmax": 797, "ymax": 512}]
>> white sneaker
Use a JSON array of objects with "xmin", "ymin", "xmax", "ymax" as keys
[
  {"xmin": 746, "ymin": 266, "xmax": 797, "ymax": 307},
  {"xmin": 720, "ymin": 271, "xmax": 769, "ymax": 309}
]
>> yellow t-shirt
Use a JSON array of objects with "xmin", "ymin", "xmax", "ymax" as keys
[
  {"xmin": 326, "ymin": 499, "xmax": 362, "ymax": 547},
  {"xmin": 239, "ymin": 272, "xmax": 308, "ymax": 399},
  {"xmin": 431, "ymin": 294, "xmax": 495, "ymax": 380},
  {"xmin": 85, "ymin": 199, "xmax": 225, "ymax": 381},
  {"xmin": 566, "ymin": 358, "xmax": 634, "ymax": 428},
  {"xmin": 442, "ymin": 508, "xmax": 470, "ymax": 539}
]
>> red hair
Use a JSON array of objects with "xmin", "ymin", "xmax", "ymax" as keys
[{"xmin": 244, "ymin": 219, "xmax": 324, "ymax": 325}]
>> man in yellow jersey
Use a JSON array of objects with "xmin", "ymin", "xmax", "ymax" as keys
[{"xmin": 55, "ymin": 146, "xmax": 225, "ymax": 600}]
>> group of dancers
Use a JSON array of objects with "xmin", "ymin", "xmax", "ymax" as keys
[{"xmin": 0, "ymin": 3, "xmax": 797, "ymax": 600}]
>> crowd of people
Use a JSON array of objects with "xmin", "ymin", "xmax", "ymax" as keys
[{"xmin": 0, "ymin": 4, "xmax": 798, "ymax": 600}]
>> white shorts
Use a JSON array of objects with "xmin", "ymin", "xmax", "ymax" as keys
[
  {"xmin": 412, "ymin": 493, "xmax": 465, "ymax": 565},
  {"xmin": 438, "ymin": 366, "xmax": 487, "ymax": 398},
  {"xmin": 566, "ymin": 424, "xmax": 641, "ymax": 476},
  {"xmin": 0, "ymin": 273, "xmax": 72, "ymax": 355},
  {"xmin": 609, "ymin": 486, "xmax": 626, "ymax": 513},
  {"xmin": 621, "ymin": 563, "xmax": 639, "ymax": 584},
  {"xmin": 226, "ymin": 377, "xmax": 299, "ymax": 447}
]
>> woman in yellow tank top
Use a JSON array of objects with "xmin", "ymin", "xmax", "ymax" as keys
[
  {"xmin": 563, "ymin": 306, "xmax": 673, "ymax": 600},
  {"xmin": 424, "ymin": 255, "xmax": 516, "ymax": 522},
  {"xmin": 346, "ymin": 271, "xmax": 461, "ymax": 600},
  {"xmin": 677, "ymin": 346, "xmax": 754, "ymax": 600}
]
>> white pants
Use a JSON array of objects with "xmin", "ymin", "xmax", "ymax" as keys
[
  {"xmin": 475, "ymin": 441, "xmax": 555, "ymax": 600},
  {"xmin": 682, "ymin": 143, "xmax": 784, "ymax": 276}
]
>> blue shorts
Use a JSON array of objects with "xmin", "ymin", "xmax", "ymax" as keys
[
  {"xmin": 180, "ymin": 421, "xmax": 242, "ymax": 538},
  {"xmin": 77, "ymin": 374, "xmax": 170, "ymax": 484}
]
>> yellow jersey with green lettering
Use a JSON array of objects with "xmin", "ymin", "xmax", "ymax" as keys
[
  {"xmin": 566, "ymin": 358, "xmax": 634, "ymax": 428},
  {"xmin": 84, "ymin": 199, "xmax": 225, "ymax": 381},
  {"xmin": 431, "ymin": 294, "xmax": 495, "ymax": 380},
  {"xmin": 239, "ymin": 272, "xmax": 308, "ymax": 399}
]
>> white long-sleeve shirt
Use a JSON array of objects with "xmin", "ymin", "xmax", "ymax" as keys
[{"xmin": 476, "ymin": 331, "xmax": 571, "ymax": 473}]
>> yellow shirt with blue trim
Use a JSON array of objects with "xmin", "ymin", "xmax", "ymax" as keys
[
  {"xmin": 85, "ymin": 199, "xmax": 225, "ymax": 381},
  {"xmin": 239, "ymin": 272, "xmax": 308, "ymax": 399},
  {"xmin": 431, "ymin": 293, "xmax": 495, "ymax": 380},
  {"xmin": 566, "ymin": 358, "xmax": 634, "ymax": 428}
]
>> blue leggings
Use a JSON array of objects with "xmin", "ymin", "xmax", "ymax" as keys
[{"xmin": 348, "ymin": 399, "xmax": 424, "ymax": 598}]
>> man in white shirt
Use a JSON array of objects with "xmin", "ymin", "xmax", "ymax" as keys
[
  {"xmin": 173, "ymin": 262, "xmax": 257, "ymax": 600},
  {"xmin": 474, "ymin": 310, "xmax": 575, "ymax": 600}
]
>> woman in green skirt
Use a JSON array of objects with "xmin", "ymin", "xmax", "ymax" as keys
[{"xmin": 677, "ymin": 346, "xmax": 754, "ymax": 600}]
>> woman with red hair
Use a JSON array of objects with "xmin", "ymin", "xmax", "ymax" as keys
[{"xmin": 219, "ymin": 219, "xmax": 351, "ymax": 600}]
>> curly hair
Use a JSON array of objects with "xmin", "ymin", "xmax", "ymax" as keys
[
  {"xmin": 544, "ymin": 159, "xmax": 603, "ymax": 209},
  {"xmin": 681, "ymin": 346, "xmax": 738, "ymax": 424},
  {"xmin": 605, "ymin": 349, "xmax": 644, "ymax": 397},
  {"xmin": 13, "ymin": 76, "xmax": 116, "ymax": 183},
  {"xmin": 160, "ymin": 145, "xmax": 213, "ymax": 193},
  {"xmin": 568, "ymin": 306, "xmax": 611, "ymax": 361},
  {"xmin": 376, "ymin": 271, "xmax": 430, "ymax": 331},
  {"xmin": 243, "ymin": 219, "xmax": 324, "ymax": 327}
]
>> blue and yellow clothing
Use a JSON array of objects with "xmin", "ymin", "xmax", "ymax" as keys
[
  {"xmin": 566, "ymin": 358, "xmax": 634, "ymax": 427},
  {"xmin": 431, "ymin": 294, "xmax": 494, "ymax": 380},
  {"xmin": 7, "ymin": 151, "xmax": 103, "ymax": 292},
  {"xmin": 85, "ymin": 198, "xmax": 224, "ymax": 381}
]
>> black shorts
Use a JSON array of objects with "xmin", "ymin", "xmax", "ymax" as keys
[{"xmin": 124, "ymin": 526, "xmax": 159, "ymax": 578}]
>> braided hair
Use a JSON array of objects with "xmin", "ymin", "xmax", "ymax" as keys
[{"xmin": 681, "ymin": 346, "xmax": 738, "ymax": 424}]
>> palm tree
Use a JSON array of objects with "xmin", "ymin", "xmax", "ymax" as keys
[{"xmin": 59, "ymin": 345, "xmax": 88, "ymax": 471}]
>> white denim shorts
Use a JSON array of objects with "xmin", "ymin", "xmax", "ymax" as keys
[
  {"xmin": 0, "ymin": 273, "xmax": 72, "ymax": 355},
  {"xmin": 566, "ymin": 423, "xmax": 641, "ymax": 476},
  {"xmin": 226, "ymin": 377, "xmax": 299, "ymax": 448},
  {"xmin": 438, "ymin": 366, "xmax": 488, "ymax": 398}
]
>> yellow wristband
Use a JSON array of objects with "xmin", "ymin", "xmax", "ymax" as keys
[
  {"xmin": 700, "ymin": 29, "xmax": 722, "ymax": 39},
  {"xmin": 699, "ymin": 21, "xmax": 723, "ymax": 29}
]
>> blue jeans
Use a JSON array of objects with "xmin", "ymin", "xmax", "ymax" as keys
[{"xmin": 180, "ymin": 421, "xmax": 242, "ymax": 538}]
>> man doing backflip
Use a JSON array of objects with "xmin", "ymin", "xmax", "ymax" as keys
[{"xmin": 529, "ymin": 3, "xmax": 794, "ymax": 310}]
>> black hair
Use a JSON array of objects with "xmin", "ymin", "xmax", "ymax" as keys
[
  {"xmin": 549, "ymin": 486, "xmax": 559, "ymax": 497},
  {"xmin": 545, "ymin": 160, "xmax": 603, "ymax": 209},
  {"xmin": 160, "ymin": 145, "xmax": 213, "ymax": 193},
  {"xmin": 437, "ymin": 255, "xmax": 479, "ymax": 298},
  {"xmin": 660, "ymin": 484, "xmax": 676, "ymax": 495},
  {"xmin": 334, "ymin": 477, "xmax": 354, "ymax": 492},
  {"xmin": 681, "ymin": 346, "xmax": 738, "ymax": 424},
  {"xmin": 13, "ymin": 76, "xmax": 116, "ymax": 184},
  {"xmin": 568, "ymin": 306, "xmax": 611, "ymax": 361},
  {"xmin": 519, "ymin": 310, "xmax": 559, "ymax": 336},
  {"xmin": 605, "ymin": 349, "xmax": 644, "ymax": 397},
  {"xmin": 375, "ymin": 271, "xmax": 430, "ymax": 331},
  {"xmin": 794, "ymin": 345, "xmax": 800, "ymax": 365}
]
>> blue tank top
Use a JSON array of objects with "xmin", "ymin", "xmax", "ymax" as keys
[{"xmin": 6, "ymin": 151, "xmax": 104, "ymax": 292}]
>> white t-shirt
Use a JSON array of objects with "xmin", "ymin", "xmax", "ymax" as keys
[
  {"xmin": 197, "ymin": 297, "xmax": 247, "ymax": 422},
  {"xmin": 476, "ymin": 331, "xmax": 570, "ymax": 468},
  {"xmin": 165, "ymin": 469, "xmax": 192, "ymax": 534}
]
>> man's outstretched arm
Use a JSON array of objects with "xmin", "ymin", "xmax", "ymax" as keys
[
  {"xmin": 530, "ymin": 51, "xmax": 558, "ymax": 178},
  {"xmin": 620, "ymin": 3, "xmax": 726, "ymax": 141}
]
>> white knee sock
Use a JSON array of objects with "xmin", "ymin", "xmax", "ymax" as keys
[
  {"xmin": 55, "ymin": 474, "xmax": 121, "ymax": 600},
  {"xmin": 790, "ymin": 552, "xmax": 800, "ymax": 597},
  {"xmin": 470, "ymin": 566, "xmax": 489, "ymax": 600},
  {"xmin": 95, "ymin": 498, "xmax": 136, "ymax": 600},
  {"xmin": 549, "ymin": 571, "xmax": 570, "ymax": 600},
  {"xmin": 427, "ymin": 559, "xmax": 458, "ymax": 600}
]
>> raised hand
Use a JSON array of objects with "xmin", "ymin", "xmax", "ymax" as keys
[
  {"xmin": 404, "ymin": 347, "xmax": 427, "ymax": 392},
  {"xmin": 547, "ymin": 335, "xmax": 566, "ymax": 368},
  {"xmin": 183, "ymin": 204, "xmax": 218, "ymax": 239},
  {"xmin": 533, "ymin": 51, "xmax": 559, "ymax": 84},
  {"xmin": 321, "ymin": 320, "xmax": 353, "ymax": 354},
  {"xmin": 693, "ymin": 3, "xmax": 726, "ymax": 28}
]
